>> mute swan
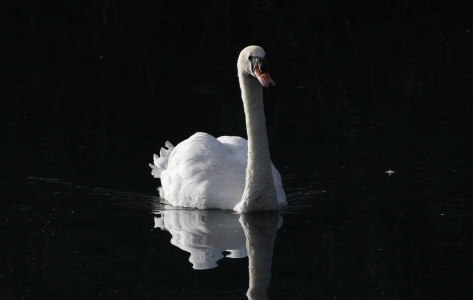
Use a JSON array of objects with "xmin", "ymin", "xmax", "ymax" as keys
[{"xmin": 150, "ymin": 46, "xmax": 287, "ymax": 213}]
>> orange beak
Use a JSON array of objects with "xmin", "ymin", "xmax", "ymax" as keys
[{"xmin": 254, "ymin": 63, "xmax": 275, "ymax": 88}]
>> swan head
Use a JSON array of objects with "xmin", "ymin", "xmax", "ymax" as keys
[{"xmin": 238, "ymin": 45, "xmax": 275, "ymax": 88}]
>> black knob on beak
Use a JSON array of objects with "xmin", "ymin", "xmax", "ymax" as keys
[{"xmin": 259, "ymin": 57, "xmax": 269, "ymax": 73}]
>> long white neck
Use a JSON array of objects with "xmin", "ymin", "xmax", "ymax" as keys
[{"xmin": 235, "ymin": 74, "xmax": 278, "ymax": 213}]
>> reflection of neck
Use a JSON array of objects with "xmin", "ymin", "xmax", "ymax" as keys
[
  {"xmin": 237, "ymin": 74, "xmax": 278, "ymax": 212},
  {"xmin": 240, "ymin": 212, "xmax": 280, "ymax": 300}
]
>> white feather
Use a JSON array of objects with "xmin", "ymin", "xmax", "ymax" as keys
[{"xmin": 150, "ymin": 46, "xmax": 287, "ymax": 212}]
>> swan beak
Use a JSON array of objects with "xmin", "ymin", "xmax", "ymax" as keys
[{"xmin": 254, "ymin": 64, "xmax": 275, "ymax": 88}]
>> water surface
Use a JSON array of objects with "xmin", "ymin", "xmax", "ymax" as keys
[{"xmin": 1, "ymin": 131, "xmax": 471, "ymax": 299}]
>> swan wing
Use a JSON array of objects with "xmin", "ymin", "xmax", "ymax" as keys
[
  {"xmin": 217, "ymin": 136, "xmax": 248, "ymax": 163},
  {"xmin": 160, "ymin": 133, "xmax": 246, "ymax": 209},
  {"xmin": 271, "ymin": 165, "xmax": 287, "ymax": 206}
]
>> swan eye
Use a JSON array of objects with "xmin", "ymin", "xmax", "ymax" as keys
[{"xmin": 248, "ymin": 55, "xmax": 253, "ymax": 60}]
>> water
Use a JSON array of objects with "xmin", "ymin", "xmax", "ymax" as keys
[
  {"xmin": 2, "ymin": 1, "xmax": 473, "ymax": 299},
  {"xmin": 1, "ymin": 128, "xmax": 471, "ymax": 299}
]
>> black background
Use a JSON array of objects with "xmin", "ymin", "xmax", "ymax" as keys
[{"xmin": 2, "ymin": 0, "xmax": 472, "ymax": 184}]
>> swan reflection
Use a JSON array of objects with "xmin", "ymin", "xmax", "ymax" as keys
[
  {"xmin": 154, "ymin": 209, "xmax": 248, "ymax": 269},
  {"xmin": 154, "ymin": 209, "xmax": 282, "ymax": 299}
]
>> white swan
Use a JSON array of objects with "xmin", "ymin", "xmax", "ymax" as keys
[{"xmin": 150, "ymin": 45, "xmax": 286, "ymax": 212}]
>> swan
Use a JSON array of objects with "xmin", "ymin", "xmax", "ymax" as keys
[{"xmin": 150, "ymin": 45, "xmax": 287, "ymax": 213}]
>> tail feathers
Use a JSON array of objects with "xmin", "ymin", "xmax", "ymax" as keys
[{"xmin": 149, "ymin": 141, "xmax": 175, "ymax": 178}]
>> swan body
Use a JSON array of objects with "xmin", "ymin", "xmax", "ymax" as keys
[{"xmin": 150, "ymin": 46, "xmax": 286, "ymax": 212}]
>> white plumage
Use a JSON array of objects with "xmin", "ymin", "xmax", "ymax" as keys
[
  {"xmin": 150, "ymin": 46, "xmax": 287, "ymax": 212},
  {"xmin": 150, "ymin": 132, "xmax": 285, "ymax": 210}
]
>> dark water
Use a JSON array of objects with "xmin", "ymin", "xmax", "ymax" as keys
[{"xmin": 2, "ymin": 1, "xmax": 473, "ymax": 299}]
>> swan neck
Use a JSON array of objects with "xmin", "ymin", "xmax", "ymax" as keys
[
  {"xmin": 236, "ymin": 74, "xmax": 278, "ymax": 212},
  {"xmin": 241, "ymin": 75, "xmax": 268, "ymax": 160}
]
